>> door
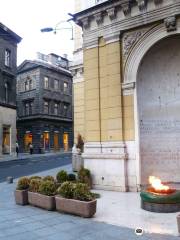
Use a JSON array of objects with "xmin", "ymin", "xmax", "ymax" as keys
[{"xmin": 63, "ymin": 133, "xmax": 69, "ymax": 151}]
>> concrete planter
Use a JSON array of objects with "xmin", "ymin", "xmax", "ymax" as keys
[
  {"xmin": 28, "ymin": 192, "xmax": 55, "ymax": 211},
  {"xmin": 14, "ymin": 190, "xmax": 28, "ymax": 205},
  {"xmin": 55, "ymin": 196, "xmax": 97, "ymax": 218},
  {"xmin": 72, "ymin": 153, "xmax": 84, "ymax": 172},
  {"xmin": 177, "ymin": 214, "xmax": 180, "ymax": 235}
]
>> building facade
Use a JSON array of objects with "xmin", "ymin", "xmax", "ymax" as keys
[
  {"xmin": 17, "ymin": 53, "xmax": 73, "ymax": 153},
  {"xmin": 0, "ymin": 23, "xmax": 21, "ymax": 157},
  {"xmin": 73, "ymin": 0, "xmax": 180, "ymax": 191},
  {"xmin": 72, "ymin": 0, "xmax": 106, "ymax": 142}
]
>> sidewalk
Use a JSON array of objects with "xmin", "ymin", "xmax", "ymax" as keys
[
  {"xmin": 0, "ymin": 164, "xmax": 179, "ymax": 240},
  {"xmin": 0, "ymin": 151, "xmax": 72, "ymax": 163}
]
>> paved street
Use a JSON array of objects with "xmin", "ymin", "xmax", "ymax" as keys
[
  {"xmin": 0, "ymin": 164, "xmax": 179, "ymax": 240},
  {"xmin": 0, "ymin": 152, "xmax": 71, "ymax": 182}
]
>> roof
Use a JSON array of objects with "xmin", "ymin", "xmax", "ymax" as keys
[
  {"xmin": 17, "ymin": 59, "xmax": 72, "ymax": 77},
  {"xmin": 0, "ymin": 22, "xmax": 22, "ymax": 43}
]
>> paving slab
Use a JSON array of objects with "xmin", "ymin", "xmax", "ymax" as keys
[{"xmin": 0, "ymin": 164, "xmax": 179, "ymax": 240}]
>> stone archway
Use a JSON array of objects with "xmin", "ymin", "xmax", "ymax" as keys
[{"xmin": 137, "ymin": 35, "xmax": 180, "ymax": 184}]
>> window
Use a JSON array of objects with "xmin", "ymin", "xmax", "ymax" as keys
[
  {"xmin": 54, "ymin": 103, "xmax": 58, "ymax": 115},
  {"xmin": 44, "ymin": 76, "xmax": 49, "ymax": 89},
  {"xmin": 63, "ymin": 82, "xmax": 68, "ymax": 93},
  {"xmin": 25, "ymin": 81, "xmax": 29, "ymax": 91},
  {"xmin": 54, "ymin": 79, "xmax": 59, "ymax": 90},
  {"xmin": 24, "ymin": 101, "xmax": 33, "ymax": 116},
  {"xmin": 25, "ymin": 102, "xmax": 29, "ymax": 116},
  {"xmin": 4, "ymin": 82, "xmax": 8, "ymax": 103},
  {"xmin": 5, "ymin": 49, "xmax": 10, "ymax": 67},
  {"xmin": 63, "ymin": 103, "xmax": 68, "ymax": 116},
  {"xmin": 29, "ymin": 80, "xmax": 33, "ymax": 90},
  {"xmin": 44, "ymin": 101, "xmax": 49, "ymax": 114},
  {"xmin": 29, "ymin": 102, "xmax": 33, "ymax": 115}
]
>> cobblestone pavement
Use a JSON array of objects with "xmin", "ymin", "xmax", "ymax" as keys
[{"xmin": 0, "ymin": 165, "xmax": 179, "ymax": 240}]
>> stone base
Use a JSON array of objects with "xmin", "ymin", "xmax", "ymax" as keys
[
  {"xmin": 141, "ymin": 200, "xmax": 180, "ymax": 213},
  {"xmin": 82, "ymin": 141, "xmax": 138, "ymax": 192},
  {"xmin": 72, "ymin": 153, "xmax": 84, "ymax": 172}
]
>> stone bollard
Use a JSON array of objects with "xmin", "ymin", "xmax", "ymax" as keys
[
  {"xmin": 6, "ymin": 176, "xmax": 13, "ymax": 184},
  {"xmin": 177, "ymin": 214, "xmax": 180, "ymax": 236}
]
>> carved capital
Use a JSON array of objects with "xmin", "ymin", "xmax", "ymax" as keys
[
  {"xmin": 107, "ymin": 7, "xmax": 116, "ymax": 20},
  {"xmin": 164, "ymin": 16, "xmax": 176, "ymax": 32},
  {"xmin": 136, "ymin": 0, "xmax": 147, "ymax": 12},
  {"xmin": 81, "ymin": 17, "xmax": 90, "ymax": 29},
  {"xmin": 121, "ymin": 3, "xmax": 131, "ymax": 17},
  {"xmin": 94, "ymin": 12, "xmax": 103, "ymax": 25}
]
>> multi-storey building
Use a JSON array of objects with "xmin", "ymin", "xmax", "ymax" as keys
[
  {"xmin": 0, "ymin": 23, "xmax": 21, "ymax": 157},
  {"xmin": 73, "ymin": 0, "xmax": 180, "ymax": 191},
  {"xmin": 17, "ymin": 53, "xmax": 73, "ymax": 153}
]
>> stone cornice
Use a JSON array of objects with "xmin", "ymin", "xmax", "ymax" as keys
[{"xmin": 80, "ymin": 2, "xmax": 180, "ymax": 48}]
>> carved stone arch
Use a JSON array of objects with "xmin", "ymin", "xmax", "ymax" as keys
[{"xmin": 124, "ymin": 18, "xmax": 180, "ymax": 84}]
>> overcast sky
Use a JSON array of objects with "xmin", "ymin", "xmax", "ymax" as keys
[{"xmin": 0, "ymin": 0, "xmax": 74, "ymax": 65}]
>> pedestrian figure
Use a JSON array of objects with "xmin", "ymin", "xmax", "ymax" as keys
[
  {"xmin": 29, "ymin": 143, "xmax": 33, "ymax": 155},
  {"xmin": 16, "ymin": 141, "xmax": 19, "ymax": 157}
]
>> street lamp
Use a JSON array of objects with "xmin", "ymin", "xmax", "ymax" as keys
[{"xmin": 40, "ymin": 20, "xmax": 74, "ymax": 40}]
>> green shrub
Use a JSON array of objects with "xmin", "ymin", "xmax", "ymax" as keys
[
  {"xmin": 78, "ymin": 167, "xmax": 92, "ymax": 188},
  {"xmin": 16, "ymin": 177, "xmax": 30, "ymax": 190},
  {"xmin": 68, "ymin": 173, "xmax": 76, "ymax": 182},
  {"xmin": 29, "ymin": 179, "xmax": 42, "ymax": 192},
  {"xmin": 29, "ymin": 176, "xmax": 42, "ymax": 181},
  {"xmin": 56, "ymin": 170, "xmax": 68, "ymax": 183},
  {"xmin": 43, "ymin": 176, "xmax": 55, "ymax": 182},
  {"xmin": 57, "ymin": 181, "xmax": 75, "ymax": 199},
  {"xmin": 39, "ymin": 180, "xmax": 56, "ymax": 196},
  {"xmin": 73, "ymin": 183, "xmax": 93, "ymax": 201}
]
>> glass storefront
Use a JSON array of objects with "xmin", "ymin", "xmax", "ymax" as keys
[
  {"xmin": 63, "ymin": 133, "xmax": 69, "ymax": 151},
  {"xmin": 2, "ymin": 126, "xmax": 10, "ymax": 154},
  {"xmin": 54, "ymin": 132, "xmax": 59, "ymax": 151},
  {"xmin": 24, "ymin": 132, "xmax": 32, "ymax": 152},
  {"xmin": 44, "ymin": 132, "xmax": 50, "ymax": 151}
]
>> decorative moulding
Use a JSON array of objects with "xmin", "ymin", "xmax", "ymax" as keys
[
  {"xmin": 136, "ymin": 0, "xmax": 147, "ymax": 12},
  {"xmin": 106, "ymin": 7, "xmax": 117, "ymax": 20},
  {"xmin": 154, "ymin": 0, "xmax": 163, "ymax": 5},
  {"xmin": 94, "ymin": 12, "xmax": 103, "ymax": 25},
  {"xmin": 121, "ymin": 3, "xmax": 131, "ymax": 17},
  {"xmin": 164, "ymin": 16, "xmax": 177, "ymax": 32},
  {"xmin": 82, "ymin": 17, "xmax": 90, "ymax": 29}
]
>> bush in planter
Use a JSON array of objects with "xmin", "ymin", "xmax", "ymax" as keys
[
  {"xmin": 16, "ymin": 177, "xmax": 30, "ymax": 190},
  {"xmin": 15, "ymin": 177, "xmax": 30, "ymax": 205},
  {"xmin": 29, "ymin": 176, "xmax": 42, "ymax": 181},
  {"xmin": 55, "ymin": 182, "xmax": 97, "ymax": 217},
  {"xmin": 56, "ymin": 170, "xmax": 68, "ymax": 183},
  {"xmin": 43, "ymin": 176, "xmax": 55, "ymax": 182},
  {"xmin": 78, "ymin": 167, "xmax": 92, "ymax": 188},
  {"xmin": 68, "ymin": 173, "xmax": 76, "ymax": 182},
  {"xmin": 39, "ymin": 180, "xmax": 57, "ymax": 196},
  {"xmin": 28, "ymin": 180, "xmax": 56, "ymax": 211},
  {"xmin": 57, "ymin": 181, "xmax": 75, "ymax": 199},
  {"xmin": 73, "ymin": 183, "xmax": 93, "ymax": 201},
  {"xmin": 29, "ymin": 179, "xmax": 42, "ymax": 192}
]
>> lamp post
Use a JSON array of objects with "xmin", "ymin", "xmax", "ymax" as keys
[{"xmin": 40, "ymin": 20, "xmax": 74, "ymax": 40}]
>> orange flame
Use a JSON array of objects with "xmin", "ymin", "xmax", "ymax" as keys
[{"xmin": 149, "ymin": 176, "xmax": 169, "ymax": 191}]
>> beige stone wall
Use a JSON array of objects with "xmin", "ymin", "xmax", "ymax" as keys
[
  {"xmin": 73, "ymin": 81, "xmax": 85, "ymax": 142},
  {"xmin": 83, "ymin": 39, "xmax": 127, "ymax": 142},
  {"xmin": 122, "ymin": 95, "xmax": 135, "ymax": 141}
]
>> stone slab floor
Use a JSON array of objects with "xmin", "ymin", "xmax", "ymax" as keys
[{"xmin": 0, "ymin": 164, "xmax": 179, "ymax": 240}]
